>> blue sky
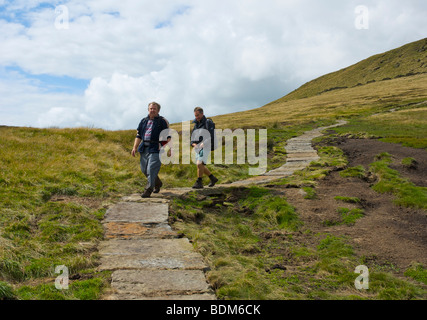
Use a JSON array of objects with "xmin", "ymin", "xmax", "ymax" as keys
[
  {"xmin": 0, "ymin": 0, "xmax": 426, "ymax": 130},
  {"xmin": 1, "ymin": 66, "xmax": 89, "ymax": 94}
]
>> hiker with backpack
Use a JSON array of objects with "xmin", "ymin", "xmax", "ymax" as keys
[
  {"xmin": 190, "ymin": 107, "xmax": 218, "ymax": 189},
  {"xmin": 131, "ymin": 102, "xmax": 170, "ymax": 198}
]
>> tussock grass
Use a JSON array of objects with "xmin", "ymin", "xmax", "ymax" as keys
[
  {"xmin": 340, "ymin": 166, "xmax": 366, "ymax": 179},
  {"xmin": 0, "ymin": 127, "xmax": 142, "ymax": 299},
  {"xmin": 172, "ymin": 191, "xmax": 426, "ymax": 299},
  {"xmin": 334, "ymin": 196, "xmax": 361, "ymax": 204},
  {"xmin": 0, "ymin": 281, "xmax": 16, "ymax": 300},
  {"xmin": 401, "ymin": 157, "xmax": 417, "ymax": 169},
  {"xmin": 404, "ymin": 264, "xmax": 427, "ymax": 285},
  {"xmin": 369, "ymin": 153, "xmax": 427, "ymax": 209},
  {"xmin": 337, "ymin": 208, "xmax": 365, "ymax": 226}
]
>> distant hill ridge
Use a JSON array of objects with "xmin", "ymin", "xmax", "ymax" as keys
[{"xmin": 276, "ymin": 37, "xmax": 427, "ymax": 103}]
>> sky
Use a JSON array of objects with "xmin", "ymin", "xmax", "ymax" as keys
[{"xmin": 0, "ymin": 0, "xmax": 426, "ymax": 130}]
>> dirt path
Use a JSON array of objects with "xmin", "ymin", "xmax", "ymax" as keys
[{"xmin": 285, "ymin": 138, "xmax": 427, "ymax": 271}]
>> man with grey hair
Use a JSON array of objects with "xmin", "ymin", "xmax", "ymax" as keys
[{"xmin": 132, "ymin": 102, "xmax": 170, "ymax": 198}]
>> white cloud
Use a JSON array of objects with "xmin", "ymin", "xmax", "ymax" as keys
[
  {"xmin": 0, "ymin": 0, "xmax": 426, "ymax": 129},
  {"xmin": 0, "ymin": 71, "xmax": 85, "ymax": 128}
]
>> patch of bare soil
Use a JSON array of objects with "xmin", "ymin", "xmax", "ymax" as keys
[{"xmin": 284, "ymin": 138, "xmax": 427, "ymax": 272}]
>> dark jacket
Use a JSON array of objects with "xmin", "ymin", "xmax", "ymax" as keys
[
  {"xmin": 190, "ymin": 115, "xmax": 214, "ymax": 148},
  {"xmin": 136, "ymin": 115, "xmax": 169, "ymax": 153}
]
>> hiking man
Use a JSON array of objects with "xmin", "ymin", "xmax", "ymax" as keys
[
  {"xmin": 190, "ymin": 107, "xmax": 218, "ymax": 189},
  {"xmin": 132, "ymin": 102, "xmax": 170, "ymax": 198}
]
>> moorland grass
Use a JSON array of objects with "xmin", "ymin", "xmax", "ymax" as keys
[
  {"xmin": 2, "ymin": 39, "xmax": 427, "ymax": 300},
  {"xmin": 171, "ymin": 189, "xmax": 426, "ymax": 300},
  {"xmin": 333, "ymin": 107, "xmax": 427, "ymax": 149},
  {"xmin": 0, "ymin": 119, "xmax": 331, "ymax": 299},
  {"xmin": 334, "ymin": 196, "xmax": 361, "ymax": 204},
  {"xmin": 369, "ymin": 153, "xmax": 427, "ymax": 209}
]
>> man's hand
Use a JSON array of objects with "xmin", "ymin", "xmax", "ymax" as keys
[
  {"xmin": 132, "ymin": 138, "xmax": 142, "ymax": 157},
  {"xmin": 192, "ymin": 142, "xmax": 203, "ymax": 149}
]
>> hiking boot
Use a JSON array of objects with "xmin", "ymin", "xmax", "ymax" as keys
[
  {"xmin": 141, "ymin": 187, "xmax": 153, "ymax": 198},
  {"xmin": 208, "ymin": 175, "xmax": 218, "ymax": 187},
  {"xmin": 192, "ymin": 179, "xmax": 203, "ymax": 189},
  {"xmin": 153, "ymin": 177, "xmax": 163, "ymax": 194}
]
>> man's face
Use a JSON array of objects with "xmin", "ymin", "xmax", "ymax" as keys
[
  {"xmin": 194, "ymin": 111, "xmax": 203, "ymax": 122},
  {"xmin": 148, "ymin": 104, "xmax": 159, "ymax": 118}
]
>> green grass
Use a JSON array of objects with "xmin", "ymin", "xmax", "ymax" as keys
[
  {"xmin": 337, "ymin": 208, "xmax": 365, "ymax": 226},
  {"xmin": 404, "ymin": 264, "xmax": 427, "ymax": 285},
  {"xmin": 302, "ymin": 187, "xmax": 317, "ymax": 199},
  {"xmin": 333, "ymin": 107, "xmax": 427, "ymax": 149},
  {"xmin": 340, "ymin": 165, "xmax": 366, "ymax": 179},
  {"xmin": 0, "ymin": 281, "xmax": 16, "ymax": 300},
  {"xmin": 369, "ymin": 153, "xmax": 427, "ymax": 209},
  {"xmin": 401, "ymin": 157, "xmax": 417, "ymax": 168},
  {"xmin": 15, "ymin": 273, "xmax": 110, "ymax": 300},
  {"xmin": 334, "ymin": 196, "xmax": 361, "ymax": 204},
  {"xmin": 323, "ymin": 208, "xmax": 365, "ymax": 227},
  {"xmin": 171, "ymin": 188, "xmax": 426, "ymax": 300}
]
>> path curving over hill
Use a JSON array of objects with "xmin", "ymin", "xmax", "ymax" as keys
[
  {"xmin": 98, "ymin": 120, "xmax": 348, "ymax": 300},
  {"xmin": 228, "ymin": 120, "xmax": 348, "ymax": 186}
]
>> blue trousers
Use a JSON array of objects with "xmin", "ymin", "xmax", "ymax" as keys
[{"xmin": 139, "ymin": 149, "xmax": 161, "ymax": 189}]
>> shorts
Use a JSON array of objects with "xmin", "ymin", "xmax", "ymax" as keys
[{"xmin": 195, "ymin": 148, "xmax": 210, "ymax": 164}]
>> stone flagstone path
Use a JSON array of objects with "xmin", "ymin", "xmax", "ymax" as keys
[
  {"xmin": 98, "ymin": 120, "xmax": 347, "ymax": 300},
  {"xmin": 99, "ymin": 196, "xmax": 216, "ymax": 300},
  {"xmin": 228, "ymin": 120, "xmax": 348, "ymax": 186}
]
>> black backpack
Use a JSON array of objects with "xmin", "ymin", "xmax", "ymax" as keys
[{"xmin": 206, "ymin": 118, "xmax": 218, "ymax": 151}]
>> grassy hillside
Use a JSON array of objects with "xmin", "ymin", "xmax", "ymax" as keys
[
  {"xmin": 203, "ymin": 38, "xmax": 427, "ymax": 138},
  {"xmin": 203, "ymin": 39, "xmax": 427, "ymax": 150},
  {"xmin": 206, "ymin": 73, "xmax": 427, "ymax": 149},
  {"xmin": 1, "ymin": 38, "xmax": 426, "ymax": 300},
  {"xmin": 279, "ymin": 37, "xmax": 427, "ymax": 102}
]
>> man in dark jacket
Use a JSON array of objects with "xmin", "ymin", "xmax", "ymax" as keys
[
  {"xmin": 132, "ymin": 102, "xmax": 169, "ymax": 198},
  {"xmin": 190, "ymin": 107, "xmax": 218, "ymax": 189}
]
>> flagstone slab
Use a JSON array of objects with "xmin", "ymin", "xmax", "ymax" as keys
[
  {"xmin": 264, "ymin": 170, "xmax": 295, "ymax": 176},
  {"xmin": 122, "ymin": 189, "xmax": 193, "ymax": 201},
  {"xmin": 104, "ymin": 221, "xmax": 177, "ymax": 240},
  {"xmin": 287, "ymin": 152, "xmax": 319, "ymax": 158},
  {"xmin": 110, "ymin": 269, "xmax": 213, "ymax": 297},
  {"xmin": 105, "ymin": 293, "xmax": 217, "ymax": 300},
  {"xmin": 285, "ymin": 148, "xmax": 316, "ymax": 152},
  {"xmin": 98, "ymin": 238, "xmax": 208, "ymax": 271},
  {"xmin": 104, "ymin": 202, "xmax": 169, "ymax": 224},
  {"xmin": 286, "ymin": 156, "xmax": 320, "ymax": 162}
]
